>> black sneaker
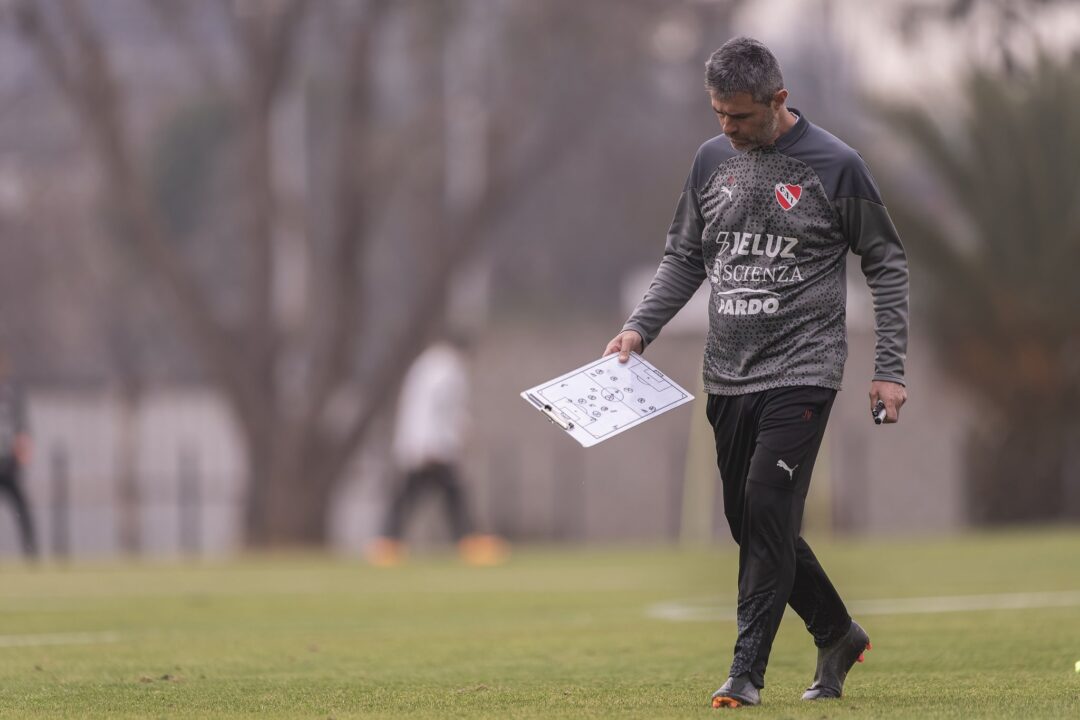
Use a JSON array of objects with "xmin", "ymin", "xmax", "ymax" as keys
[
  {"xmin": 801, "ymin": 620, "xmax": 871, "ymax": 700},
  {"xmin": 711, "ymin": 674, "xmax": 760, "ymax": 708}
]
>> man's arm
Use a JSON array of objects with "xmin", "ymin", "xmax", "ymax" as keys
[
  {"xmin": 838, "ymin": 195, "xmax": 909, "ymax": 422},
  {"xmin": 605, "ymin": 174, "xmax": 708, "ymax": 362}
]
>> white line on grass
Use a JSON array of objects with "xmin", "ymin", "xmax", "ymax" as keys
[
  {"xmin": 0, "ymin": 632, "xmax": 121, "ymax": 648},
  {"xmin": 647, "ymin": 590, "xmax": 1080, "ymax": 622}
]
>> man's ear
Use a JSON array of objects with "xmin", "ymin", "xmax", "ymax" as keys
[{"xmin": 772, "ymin": 88, "xmax": 789, "ymax": 109}]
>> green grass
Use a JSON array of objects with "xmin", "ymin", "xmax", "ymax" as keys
[{"xmin": 1, "ymin": 529, "xmax": 1079, "ymax": 718}]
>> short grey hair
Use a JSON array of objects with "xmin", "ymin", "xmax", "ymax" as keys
[{"xmin": 705, "ymin": 37, "xmax": 784, "ymax": 104}]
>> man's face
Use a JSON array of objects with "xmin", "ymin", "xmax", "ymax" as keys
[{"xmin": 710, "ymin": 91, "xmax": 782, "ymax": 151}]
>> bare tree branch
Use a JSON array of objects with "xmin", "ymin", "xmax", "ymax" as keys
[
  {"xmin": 14, "ymin": 2, "xmax": 76, "ymax": 102},
  {"xmin": 144, "ymin": 0, "xmax": 228, "ymax": 97},
  {"xmin": 260, "ymin": 0, "xmax": 309, "ymax": 109},
  {"xmin": 223, "ymin": 0, "xmax": 309, "ymax": 111},
  {"xmin": 299, "ymin": 0, "xmax": 392, "ymax": 438},
  {"xmin": 19, "ymin": 0, "xmax": 264, "ymax": 428},
  {"xmin": 227, "ymin": 0, "xmax": 311, "ymax": 398},
  {"xmin": 314, "ymin": 106, "xmax": 580, "ymax": 487}
]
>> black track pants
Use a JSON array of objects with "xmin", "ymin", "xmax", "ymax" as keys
[
  {"xmin": 707, "ymin": 386, "xmax": 851, "ymax": 689},
  {"xmin": 382, "ymin": 461, "xmax": 472, "ymax": 542},
  {"xmin": 0, "ymin": 457, "xmax": 37, "ymax": 558}
]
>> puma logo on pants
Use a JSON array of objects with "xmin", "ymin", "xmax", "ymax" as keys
[{"xmin": 777, "ymin": 459, "xmax": 798, "ymax": 480}]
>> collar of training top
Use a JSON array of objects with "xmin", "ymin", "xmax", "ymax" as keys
[{"xmin": 770, "ymin": 108, "xmax": 810, "ymax": 153}]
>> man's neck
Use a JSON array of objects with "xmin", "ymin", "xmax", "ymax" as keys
[{"xmin": 771, "ymin": 107, "xmax": 798, "ymax": 144}]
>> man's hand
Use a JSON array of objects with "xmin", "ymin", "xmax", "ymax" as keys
[
  {"xmin": 603, "ymin": 330, "xmax": 644, "ymax": 363},
  {"xmin": 869, "ymin": 381, "xmax": 906, "ymax": 424}
]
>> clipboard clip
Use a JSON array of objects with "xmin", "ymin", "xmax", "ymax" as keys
[{"xmin": 526, "ymin": 392, "xmax": 574, "ymax": 431}]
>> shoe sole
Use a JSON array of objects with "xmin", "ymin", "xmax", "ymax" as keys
[{"xmin": 711, "ymin": 696, "xmax": 743, "ymax": 708}]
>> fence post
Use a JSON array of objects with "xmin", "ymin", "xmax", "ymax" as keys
[
  {"xmin": 178, "ymin": 446, "xmax": 201, "ymax": 556},
  {"xmin": 668, "ymin": 443, "xmax": 685, "ymax": 542},
  {"xmin": 553, "ymin": 449, "xmax": 585, "ymax": 542},
  {"xmin": 489, "ymin": 445, "xmax": 519, "ymax": 540},
  {"xmin": 50, "ymin": 444, "xmax": 69, "ymax": 560}
]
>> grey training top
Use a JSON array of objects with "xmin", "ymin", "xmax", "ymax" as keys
[{"xmin": 623, "ymin": 111, "xmax": 908, "ymax": 395}]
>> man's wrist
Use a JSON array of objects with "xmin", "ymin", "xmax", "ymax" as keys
[{"xmin": 621, "ymin": 325, "xmax": 647, "ymax": 349}]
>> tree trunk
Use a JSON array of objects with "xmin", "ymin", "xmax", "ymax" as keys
[
  {"xmin": 242, "ymin": 428, "xmax": 336, "ymax": 548},
  {"xmin": 113, "ymin": 380, "xmax": 141, "ymax": 555},
  {"xmin": 966, "ymin": 412, "xmax": 1072, "ymax": 524}
]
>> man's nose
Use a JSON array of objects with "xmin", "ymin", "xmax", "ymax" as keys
[{"xmin": 720, "ymin": 117, "xmax": 737, "ymax": 136}]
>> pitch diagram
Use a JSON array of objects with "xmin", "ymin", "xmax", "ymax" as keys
[{"xmin": 521, "ymin": 353, "xmax": 694, "ymax": 447}]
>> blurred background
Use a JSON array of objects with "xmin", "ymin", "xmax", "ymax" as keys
[{"xmin": 0, "ymin": 0, "xmax": 1078, "ymax": 560}]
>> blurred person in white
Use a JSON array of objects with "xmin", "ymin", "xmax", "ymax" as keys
[
  {"xmin": 0, "ymin": 351, "xmax": 37, "ymax": 559},
  {"xmin": 366, "ymin": 333, "xmax": 506, "ymax": 567}
]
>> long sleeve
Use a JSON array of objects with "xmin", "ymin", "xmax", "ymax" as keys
[
  {"xmin": 622, "ymin": 177, "xmax": 708, "ymax": 348},
  {"xmin": 837, "ymin": 197, "xmax": 909, "ymax": 385}
]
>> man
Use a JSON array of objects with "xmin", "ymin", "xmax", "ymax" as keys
[
  {"xmin": 366, "ymin": 335, "xmax": 506, "ymax": 567},
  {"xmin": 0, "ymin": 352, "xmax": 37, "ymax": 559},
  {"xmin": 604, "ymin": 37, "xmax": 907, "ymax": 708}
]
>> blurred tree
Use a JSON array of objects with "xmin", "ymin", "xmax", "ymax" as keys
[
  {"xmin": 884, "ymin": 53, "xmax": 1080, "ymax": 523},
  {"xmin": 897, "ymin": 0, "xmax": 1077, "ymax": 74},
  {"xmin": 10, "ymin": 0, "xmax": 687, "ymax": 547},
  {"xmin": 486, "ymin": 0, "xmax": 747, "ymax": 316}
]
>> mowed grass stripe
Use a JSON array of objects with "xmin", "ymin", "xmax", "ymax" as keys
[
  {"xmin": 648, "ymin": 588, "xmax": 1080, "ymax": 621},
  {"xmin": 0, "ymin": 632, "xmax": 121, "ymax": 648}
]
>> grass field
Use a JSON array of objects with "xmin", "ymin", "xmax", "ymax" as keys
[{"xmin": 1, "ymin": 529, "xmax": 1079, "ymax": 719}]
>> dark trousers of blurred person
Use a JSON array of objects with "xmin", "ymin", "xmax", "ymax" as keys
[
  {"xmin": 383, "ymin": 461, "xmax": 472, "ymax": 543},
  {"xmin": 0, "ymin": 455, "xmax": 37, "ymax": 558},
  {"xmin": 366, "ymin": 461, "xmax": 506, "ymax": 567}
]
